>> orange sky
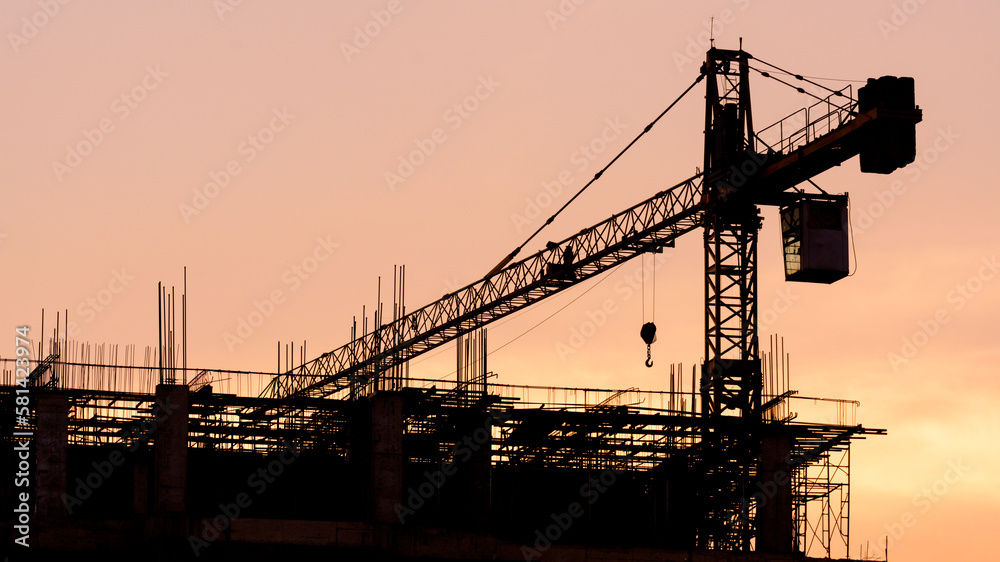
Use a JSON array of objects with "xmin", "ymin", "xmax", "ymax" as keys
[{"xmin": 3, "ymin": 1, "xmax": 998, "ymax": 559}]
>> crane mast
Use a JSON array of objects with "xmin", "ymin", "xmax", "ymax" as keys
[
  {"xmin": 701, "ymin": 48, "xmax": 761, "ymax": 423},
  {"xmin": 695, "ymin": 48, "xmax": 761, "ymax": 549}
]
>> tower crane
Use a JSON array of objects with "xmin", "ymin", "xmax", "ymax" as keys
[
  {"xmin": 261, "ymin": 47, "xmax": 921, "ymax": 412},
  {"xmin": 258, "ymin": 46, "xmax": 919, "ymax": 551}
]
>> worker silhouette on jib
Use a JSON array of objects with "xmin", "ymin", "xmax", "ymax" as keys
[{"xmin": 545, "ymin": 242, "xmax": 577, "ymax": 281}]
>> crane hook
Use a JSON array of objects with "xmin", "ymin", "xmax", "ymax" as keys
[{"xmin": 640, "ymin": 322, "xmax": 656, "ymax": 368}]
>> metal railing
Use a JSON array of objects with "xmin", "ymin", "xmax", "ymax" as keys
[{"xmin": 754, "ymin": 85, "xmax": 856, "ymax": 155}]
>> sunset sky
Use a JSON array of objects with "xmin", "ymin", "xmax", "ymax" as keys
[{"xmin": 3, "ymin": 1, "xmax": 998, "ymax": 559}]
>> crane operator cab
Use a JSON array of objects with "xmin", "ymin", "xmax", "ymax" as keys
[{"xmin": 781, "ymin": 194, "xmax": 850, "ymax": 284}]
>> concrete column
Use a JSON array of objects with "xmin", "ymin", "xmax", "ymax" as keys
[
  {"xmin": 369, "ymin": 392, "xmax": 403, "ymax": 524},
  {"xmin": 455, "ymin": 408, "xmax": 493, "ymax": 528},
  {"xmin": 153, "ymin": 384, "xmax": 188, "ymax": 514},
  {"xmin": 133, "ymin": 460, "xmax": 148, "ymax": 517},
  {"xmin": 757, "ymin": 433, "xmax": 793, "ymax": 554},
  {"xmin": 35, "ymin": 392, "xmax": 68, "ymax": 520}
]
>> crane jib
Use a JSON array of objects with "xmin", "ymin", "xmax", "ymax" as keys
[{"xmin": 266, "ymin": 175, "xmax": 706, "ymax": 400}]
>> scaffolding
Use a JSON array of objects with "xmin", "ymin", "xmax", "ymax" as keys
[{"xmin": 1, "ymin": 339, "xmax": 880, "ymax": 558}]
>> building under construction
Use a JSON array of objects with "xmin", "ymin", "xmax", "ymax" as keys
[{"xmin": 1, "ymin": 48, "xmax": 920, "ymax": 561}]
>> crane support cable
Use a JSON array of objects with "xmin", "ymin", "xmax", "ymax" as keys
[
  {"xmin": 751, "ymin": 69, "xmax": 865, "ymax": 85},
  {"xmin": 748, "ymin": 65, "xmax": 829, "ymax": 103},
  {"xmin": 748, "ymin": 55, "xmax": 857, "ymax": 100},
  {"xmin": 747, "ymin": 64, "xmax": 857, "ymax": 117},
  {"xmin": 710, "ymin": 49, "xmax": 857, "ymax": 113},
  {"xmin": 484, "ymin": 70, "xmax": 706, "ymax": 279}
]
